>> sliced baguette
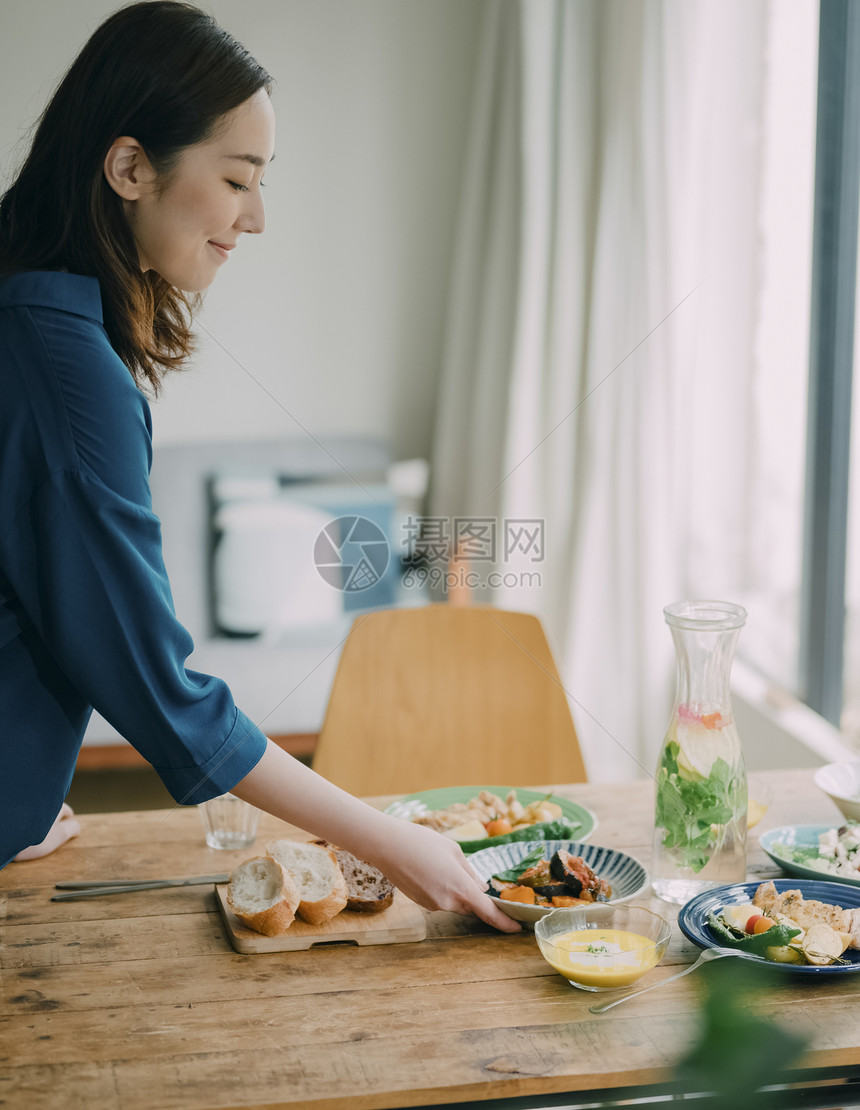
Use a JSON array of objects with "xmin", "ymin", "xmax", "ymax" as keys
[
  {"xmin": 266, "ymin": 839, "xmax": 348, "ymax": 925},
  {"xmin": 312, "ymin": 840, "xmax": 395, "ymax": 913},
  {"xmin": 226, "ymin": 856, "xmax": 300, "ymax": 936}
]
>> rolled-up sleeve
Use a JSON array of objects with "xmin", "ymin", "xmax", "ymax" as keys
[{"xmin": 1, "ymin": 463, "xmax": 267, "ymax": 803}]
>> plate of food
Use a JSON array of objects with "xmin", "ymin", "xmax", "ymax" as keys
[
  {"xmin": 467, "ymin": 839, "xmax": 649, "ymax": 923},
  {"xmin": 384, "ymin": 786, "xmax": 597, "ymax": 854},
  {"xmin": 759, "ymin": 822, "xmax": 860, "ymax": 887},
  {"xmin": 678, "ymin": 878, "xmax": 860, "ymax": 974}
]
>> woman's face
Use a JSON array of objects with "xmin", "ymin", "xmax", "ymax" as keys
[{"xmin": 121, "ymin": 89, "xmax": 275, "ymax": 292}]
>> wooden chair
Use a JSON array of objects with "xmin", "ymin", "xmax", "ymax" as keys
[{"xmin": 312, "ymin": 605, "xmax": 586, "ymax": 795}]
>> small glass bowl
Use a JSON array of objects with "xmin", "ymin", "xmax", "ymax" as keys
[{"xmin": 534, "ymin": 904, "xmax": 671, "ymax": 992}]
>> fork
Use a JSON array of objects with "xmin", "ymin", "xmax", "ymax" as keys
[{"xmin": 588, "ymin": 946, "xmax": 741, "ymax": 1013}]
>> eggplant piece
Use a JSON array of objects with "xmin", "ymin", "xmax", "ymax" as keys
[
  {"xmin": 561, "ymin": 874, "xmax": 583, "ymax": 897},
  {"xmin": 517, "ymin": 860, "xmax": 553, "ymax": 889},
  {"xmin": 549, "ymin": 850, "xmax": 586, "ymax": 896},
  {"xmin": 549, "ymin": 849, "xmax": 613, "ymax": 899},
  {"xmin": 532, "ymin": 883, "xmax": 570, "ymax": 900},
  {"xmin": 549, "ymin": 849, "xmax": 579, "ymax": 882}
]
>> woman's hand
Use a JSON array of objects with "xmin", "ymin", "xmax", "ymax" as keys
[
  {"xmin": 14, "ymin": 803, "xmax": 81, "ymax": 861},
  {"xmin": 354, "ymin": 815, "xmax": 522, "ymax": 933}
]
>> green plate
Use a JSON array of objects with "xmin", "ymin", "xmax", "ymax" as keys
[{"xmin": 384, "ymin": 785, "xmax": 597, "ymax": 851}]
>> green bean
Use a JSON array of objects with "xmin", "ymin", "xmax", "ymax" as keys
[{"xmin": 458, "ymin": 818, "xmax": 582, "ymax": 855}]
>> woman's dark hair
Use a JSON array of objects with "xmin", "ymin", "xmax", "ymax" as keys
[{"xmin": 0, "ymin": 1, "xmax": 272, "ymax": 391}]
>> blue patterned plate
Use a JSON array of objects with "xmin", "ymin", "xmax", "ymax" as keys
[
  {"xmin": 467, "ymin": 839, "xmax": 649, "ymax": 924},
  {"xmin": 678, "ymin": 879, "xmax": 860, "ymax": 975}
]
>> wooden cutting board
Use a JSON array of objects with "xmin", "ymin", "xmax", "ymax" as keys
[{"xmin": 214, "ymin": 885, "xmax": 427, "ymax": 953}]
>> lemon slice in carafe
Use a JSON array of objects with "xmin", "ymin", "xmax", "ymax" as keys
[
  {"xmin": 747, "ymin": 798, "xmax": 768, "ymax": 828},
  {"xmin": 676, "ymin": 722, "xmax": 726, "ymax": 781}
]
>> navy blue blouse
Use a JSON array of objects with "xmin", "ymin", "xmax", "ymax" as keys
[{"xmin": 0, "ymin": 271, "xmax": 267, "ymax": 866}]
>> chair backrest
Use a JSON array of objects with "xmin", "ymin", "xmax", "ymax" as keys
[{"xmin": 312, "ymin": 605, "xmax": 586, "ymax": 795}]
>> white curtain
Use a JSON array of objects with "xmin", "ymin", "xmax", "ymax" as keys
[{"xmin": 430, "ymin": 0, "xmax": 780, "ymax": 781}]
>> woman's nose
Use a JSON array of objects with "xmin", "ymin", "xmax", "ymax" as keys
[{"xmin": 238, "ymin": 188, "xmax": 265, "ymax": 235}]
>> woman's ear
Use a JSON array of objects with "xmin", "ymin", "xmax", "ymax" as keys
[{"xmin": 103, "ymin": 137, "xmax": 155, "ymax": 200}]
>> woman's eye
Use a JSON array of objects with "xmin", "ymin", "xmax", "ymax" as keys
[{"xmin": 228, "ymin": 181, "xmax": 250, "ymax": 192}]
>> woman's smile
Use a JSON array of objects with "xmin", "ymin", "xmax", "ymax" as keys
[{"xmin": 208, "ymin": 241, "xmax": 235, "ymax": 262}]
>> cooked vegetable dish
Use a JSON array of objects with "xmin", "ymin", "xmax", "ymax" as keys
[
  {"xmin": 488, "ymin": 847, "xmax": 612, "ymax": 908},
  {"xmin": 707, "ymin": 880, "xmax": 860, "ymax": 966},
  {"xmin": 412, "ymin": 789, "xmax": 583, "ymax": 854}
]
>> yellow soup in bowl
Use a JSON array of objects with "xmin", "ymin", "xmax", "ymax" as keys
[
  {"xmin": 534, "ymin": 904, "xmax": 671, "ymax": 992},
  {"xmin": 542, "ymin": 928, "xmax": 661, "ymax": 989}
]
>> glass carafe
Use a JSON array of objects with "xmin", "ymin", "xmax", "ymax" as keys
[{"xmin": 651, "ymin": 600, "xmax": 748, "ymax": 904}]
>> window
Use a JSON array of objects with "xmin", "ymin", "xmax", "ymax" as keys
[
  {"xmin": 737, "ymin": 0, "xmax": 860, "ymax": 747},
  {"xmin": 800, "ymin": 0, "xmax": 860, "ymax": 735}
]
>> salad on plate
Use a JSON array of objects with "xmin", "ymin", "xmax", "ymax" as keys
[{"xmin": 765, "ymin": 821, "xmax": 860, "ymax": 881}]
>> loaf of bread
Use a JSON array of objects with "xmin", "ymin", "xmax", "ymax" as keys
[
  {"xmin": 226, "ymin": 856, "xmax": 300, "ymax": 936},
  {"xmin": 266, "ymin": 840, "xmax": 348, "ymax": 925},
  {"xmin": 313, "ymin": 840, "xmax": 395, "ymax": 913}
]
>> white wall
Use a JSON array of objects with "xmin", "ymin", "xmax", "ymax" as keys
[{"xmin": 0, "ymin": 0, "xmax": 483, "ymax": 460}]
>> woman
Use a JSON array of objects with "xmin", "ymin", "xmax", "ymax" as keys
[{"xmin": 0, "ymin": 0, "xmax": 517, "ymax": 932}]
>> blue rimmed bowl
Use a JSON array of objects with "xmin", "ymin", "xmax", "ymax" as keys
[{"xmin": 467, "ymin": 839, "xmax": 649, "ymax": 924}]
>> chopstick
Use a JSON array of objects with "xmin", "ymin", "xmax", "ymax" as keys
[
  {"xmin": 52, "ymin": 874, "xmax": 230, "ymax": 901},
  {"xmin": 55, "ymin": 874, "xmax": 230, "ymax": 888}
]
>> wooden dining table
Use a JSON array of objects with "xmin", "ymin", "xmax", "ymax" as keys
[{"xmin": 2, "ymin": 767, "xmax": 860, "ymax": 1109}]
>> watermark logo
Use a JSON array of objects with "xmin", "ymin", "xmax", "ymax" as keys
[
  {"xmin": 504, "ymin": 519, "xmax": 545, "ymax": 561},
  {"xmin": 401, "ymin": 516, "xmax": 545, "ymax": 593},
  {"xmin": 314, "ymin": 515, "xmax": 544, "ymax": 594},
  {"xmin": 402, "ymin": 516, "xmax": 545, "ymax": 565},
  {"xmin": 314, "ymin": 516, "xmax": 390, "ymax": 592}
]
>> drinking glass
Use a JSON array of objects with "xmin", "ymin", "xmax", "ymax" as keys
[{"xmin": 198, "ymin": 793, "xmax": 260, "ymax": 850}]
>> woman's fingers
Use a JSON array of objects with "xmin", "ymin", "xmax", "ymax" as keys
[
  {"xmin": 14, "ymin": 805, "xmax": 81, "ymax": 861},
  {"xmin": 59, "ymin": 813, "xmax": 82, "ymax": 843},
  {"xmin": 455, "ymin": 855, "xmax": 521, "ymax": 932},
  {"xmin": 466, "ymin": 891, "xmax": 523, "ymax": 933}
]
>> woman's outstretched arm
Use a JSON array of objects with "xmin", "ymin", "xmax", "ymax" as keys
[{"xmin": 231, "ymin": 739, "xmax": 521, "ymax": 933}]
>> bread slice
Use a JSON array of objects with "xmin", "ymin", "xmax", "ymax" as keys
[
  {"xmin": 266, "ymin": 840, "xmax": 348, "ymax": 925},
  {"xmin": 313, "ymin": 840, "xmax": 395, "ymax": 913},
  {"xmin": 226, "ymin": 856, "xmax": 300, "ymax": 936}
]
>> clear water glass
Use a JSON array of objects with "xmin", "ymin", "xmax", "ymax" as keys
[{"xmin": 198, "ymin": 793, "xmax": 261, "ymax": 850}]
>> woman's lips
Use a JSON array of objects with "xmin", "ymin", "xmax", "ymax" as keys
[{"xmin": 208, "ymin": 242, "xmax": 233, "ymax": 261}]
